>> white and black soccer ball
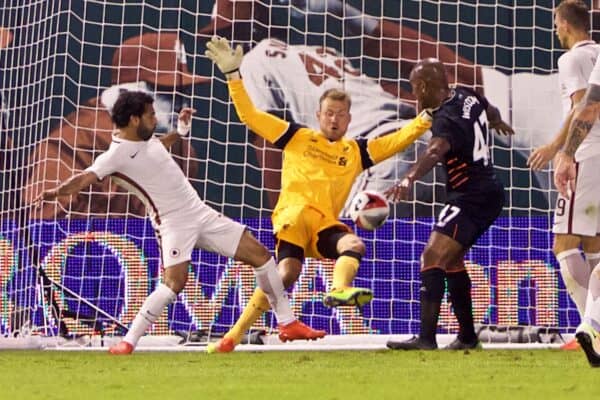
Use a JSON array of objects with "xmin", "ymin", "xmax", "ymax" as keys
[{"xmin": 349, "ymin": 190, "xmax": 390, "ymax": 231}]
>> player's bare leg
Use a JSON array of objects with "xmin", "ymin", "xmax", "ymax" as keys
[
  {"xmin": 109, "ymin": 261, "xmax": 187, "ymax": 355},
  {"xmin": 208, "ymin": 251, "xmax": 325, "ymax": 353},
  {"xmin": 322, "ymin": 232, "xmax": 373, "ymax": 307}
]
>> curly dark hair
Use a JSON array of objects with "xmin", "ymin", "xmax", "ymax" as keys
[{"xmin": 111, "ymin": 91, "xmax": 154, "ymax": 128}]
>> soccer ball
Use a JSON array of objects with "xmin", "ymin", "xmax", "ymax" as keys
[{"xmin": 349, "ymin": 190, "xmax": 390, "ymax": 230}]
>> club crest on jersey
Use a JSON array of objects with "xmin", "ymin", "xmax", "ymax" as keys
[
  {"xmin": 338, "ymin": 156, "xmax": 347, "ymax": 166},
  {"xmin": 170, "ymin": 248, "xmax": 180, "ymax": 258}
]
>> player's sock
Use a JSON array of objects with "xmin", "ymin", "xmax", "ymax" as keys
[
  {"xmin": 331, "ymin": 252, "xmax": 361, "ymax": 289},
  {"xmin": 557, "ymin": 249, "xmax": 590, "ymax": 316},
  {"xmin": 224, "ymin": 287, "xmax": 270, "ymax": 345},
  {"xmin": 585, "ymin": 251, "xmax": 600, "ymax": 270},
  {"xmin": 446, "ymin": 269, "xmax": 477, "ymax": 342},
  {"xmin": 124, "ymin": 284, "xmax": 176, "ymax": 347},
  {"xmin": 583, "ymin": 263, "xmax": 600, "ymax": 331},
  {"xmin": 254, "ymin": 257, "xmax": 294, "ymax": 325},
  {"xmin": 419, "ymin": 267, "xmax": 445, "ymax": 345}
]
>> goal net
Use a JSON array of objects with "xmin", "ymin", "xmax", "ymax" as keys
[{"xmin": 0, "ymin": 0, "xmax": 582, "ymax": 348}]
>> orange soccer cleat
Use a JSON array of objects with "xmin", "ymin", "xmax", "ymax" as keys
[
  {"xmin": 560, "ymin": 338, "xmax": 581, "ymax": 351},
  {"xmin": 278, "ymin": 320, "xmax": 326, "ymax": 343},
  {"xmin": 206, "ymin": 337, "xmax": 236, "ymax": 354},
  {"xmin": 108, "ymin": 341, "xmax": 134, "ymax": 355}
]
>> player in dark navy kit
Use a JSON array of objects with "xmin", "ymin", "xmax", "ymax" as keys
[{"xmin": 385, "ymin": 58, "xmax": 514, "ymax": 350}]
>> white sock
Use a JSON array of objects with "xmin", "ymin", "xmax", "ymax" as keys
[
  {"xmin": 124, "ymin": 284, "xmax": 177, "ymax": 347},
  {"xmin": 584, "ymin": 263, "xmax": 600, "ymax": 332},
  {"xmin": 557, "ymin": 249, "xmax": 590, "ymax": 316},
  {"xmin": 585, "ymin": 251, "xmax": 600, "ymax": 270},
  {"xmin": 254, "ymin": 257, "xmax": 295, "ymax": 325}
]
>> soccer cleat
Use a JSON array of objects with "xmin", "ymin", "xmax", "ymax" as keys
[
  {"xmin": 575, "ymin": 323, "xmax": 600, "ymax": 367},
  {"xmin": 206, "ymin": 337, "xmax": 236, "ymax": 354},
  {"xmin": 323, "ymin": 287, "xmax": 373, "ymax": 308},
  {"xmin": 444, "ymin": 337, "xmax": 481, "ymax": 350},
  {"xmin": 560, "ymin": 338, "xmax": 581, "ymax": 351},
  {"xmin": 108, "ymin": 341, "xmax": 134, "ymax": 355},
  {"xmin": 386, "ymin": 336, "xmax": 437, "ymax": 350},
  {"xmin": 278, "ymin": 320, "xmax": 326, "ymax": 343}
]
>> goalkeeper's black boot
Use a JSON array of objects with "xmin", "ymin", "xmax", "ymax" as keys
[
  {"xmin": 444, "ymin": 336, "xmax": 481, "ymax": 350},
  {"xmin": 387, "ymin": 336, "xmax": 437, "ymax": 350}
]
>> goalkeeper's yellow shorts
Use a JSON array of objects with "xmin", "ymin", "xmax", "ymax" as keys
[{"xmin": 272, "ymin": 204, "xmax": 351, "ymax": 259}]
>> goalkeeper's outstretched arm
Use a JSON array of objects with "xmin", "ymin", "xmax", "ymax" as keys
[
  {"xmin": 205, "ymin": 36, "xmax": 290, "ymax": 145},
  {"xmin": 33, "ymin": 171, "xmax": 99, "ymax": 207}
]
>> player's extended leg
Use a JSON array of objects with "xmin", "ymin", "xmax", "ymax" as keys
[
  {"xmin": 109, "ymin": 261, "xmax": 188, "ymax": 355},
  {"xmin": 445, "ymin": 255, "xmax": 481, "ymax": 350},
  {"xmin": 320, "ymin": 230, "xmax": 373, "ymax": 307},
  {"xmin": 555, "ymin": 235, "xmax": 588, "ymax": 317},
  {"xmin": 208, "ymin": 236, "xmax": 325, "ymax": 353},
  {"xmin": 387, "ymin": 231, "xmax": 463, "ymax": 350},
  {"xmin": 207, "ymin": 286, "xmax": 270, "ymax": 353}
]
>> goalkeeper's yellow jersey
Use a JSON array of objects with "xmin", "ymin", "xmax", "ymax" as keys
[{"xmin": 228, "ymin": 79, "xmax": 431, "ymax": 219}]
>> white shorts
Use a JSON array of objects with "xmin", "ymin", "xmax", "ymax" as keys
[
  {"xmin": 158, "ymin": 205, "xmax": 246, "ymax": 268},
  {"xmin": 552, "ymin": 155, "xmax": 600, "ymax": 237}
]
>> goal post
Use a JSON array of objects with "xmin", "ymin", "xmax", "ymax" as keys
[{"xmin": 0, "ymin": 0, "xmax": 583, "ymax": 347}]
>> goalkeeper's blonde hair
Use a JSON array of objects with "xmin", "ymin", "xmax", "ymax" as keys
[{"xmin": 319, "ymin": 88, "xmax": 352, "ymax": 110}]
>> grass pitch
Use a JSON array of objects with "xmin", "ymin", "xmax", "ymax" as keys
[{"xmin": 0, "ymin": 349, "xmax": 596, "ymax": 400}]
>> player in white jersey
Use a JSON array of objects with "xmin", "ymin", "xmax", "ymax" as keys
[
  {"xmin": 240, "ymin": 38, "xmax": 425, "ymax": 214},
  {"xmin": 556, "ymin": 45, "xmax": 600, "ymax": 366},
  {"xmin": 527, "ymin": 0, "xmax": 600, "ymax": 351},
  {"xmin": 34, "ymin": 90, "xmax": 325, "ymax": 354}
]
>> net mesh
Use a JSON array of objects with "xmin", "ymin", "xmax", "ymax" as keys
[{"xmin": 0, "ymin": 0, "xmax": 585, "ymax": 346}]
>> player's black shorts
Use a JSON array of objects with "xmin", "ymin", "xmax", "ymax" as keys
[{"xmin": 433, "ymin": 186, "xmax": 504, "ymax": 248}]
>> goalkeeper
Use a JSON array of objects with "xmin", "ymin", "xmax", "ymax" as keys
[{"xmin": 205, "ymin": 36, "xmax": 432, "ymax": 353}]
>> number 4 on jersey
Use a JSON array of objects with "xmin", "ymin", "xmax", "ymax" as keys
[{"xmin": 472, "ymin": 112, "xmax": 490, "ymax": 166}]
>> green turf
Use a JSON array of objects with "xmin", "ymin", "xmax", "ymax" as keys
[{"xmin": 0, "ymin": 349, "xmax": 596, "ymax": 400}]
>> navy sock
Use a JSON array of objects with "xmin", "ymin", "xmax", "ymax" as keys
[
  {"xmin": 447, "ymin": 270, "xmax": 477, "ymax": 342},
  {"xmin": 419, "ymin": 268, "xmax": 445, "ymax": 344}
]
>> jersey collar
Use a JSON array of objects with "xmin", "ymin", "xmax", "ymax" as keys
[{"xmin": 572, "ymin": 39, "xmax": 596, "ymax": 49}]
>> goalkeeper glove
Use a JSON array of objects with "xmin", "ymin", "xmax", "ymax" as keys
[{"xmin": 205, "ymin": 36, "xmax": 243, "ymax": 75}]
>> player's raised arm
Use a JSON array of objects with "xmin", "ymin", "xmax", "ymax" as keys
[
  {"xmin": 158, "ymin": 107, "xmax": 196, "ymax": 148},
  {"xmin": 205, "ymin": 36, "xmax": 292, "ymax": 145},
  {"xmin": 33, "ymin": 171, "xmax": 99, "ymax": 207},
  {"xmin": 385, "ymin": 136, "xmax": 451, "ymax": 203}
]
